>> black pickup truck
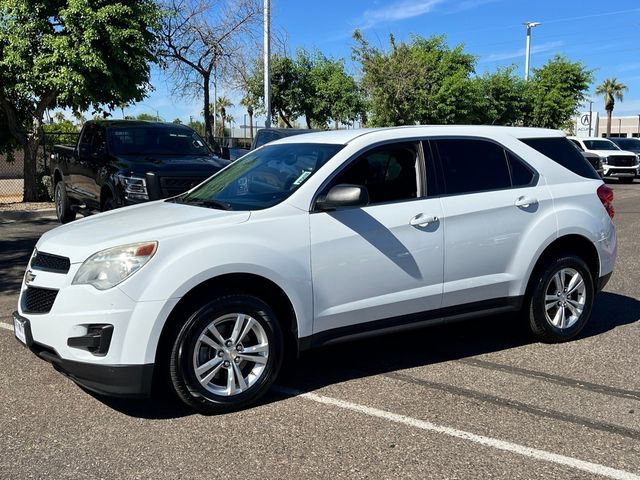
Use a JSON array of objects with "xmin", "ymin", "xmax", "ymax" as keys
[{"xmin": 51, "ymin": 120, "xmax": 230, "ymax": 223}]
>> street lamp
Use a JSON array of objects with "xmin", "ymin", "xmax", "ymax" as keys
[
  {"xmin": 264, "ymin": 0, "xmax": 271, "ymax": 128},
  {"xmin": 588, "ymin": 100, "xmax": 593, "ymax": 137},
  {"xmin": 523, "ymin": 21, "xmax": 541, "ymax": 81},
  {"xmin": 637, "ymin": 114, "xmax": 640, "ymax": 138}
]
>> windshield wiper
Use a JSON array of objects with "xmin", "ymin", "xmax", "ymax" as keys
[{"xmin": 179, "ymin": 198, "xmax": 233, "ymax": 210}]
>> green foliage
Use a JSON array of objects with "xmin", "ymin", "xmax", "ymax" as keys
[
  {"xmin": 43, "ymin": 118, "xmax": 79, "ymax": 146},
  {"xmin": 468, "ymin": 67, "xmax": 529, "ymax": 125},
  {"xmin": 136, "ymin": 113, "xmax": 162, "ymax": 121},
  {"xmin": 595, "ymin": 78, "xmax": 627, "ymax": 112},
  {"xmin": 352, "ymin": 31, "xmax": 476, "ymax": 126},
  {"xmin": 524, "ymin": 55, "xmax": 593, "ymax": 130},
  {"xmin": 248, "ymin": 50, "xmax": 363, "ymax": 128},
  {"xmin": 0, "ymin": 0, "xmax": 161, "ymax": 200}
]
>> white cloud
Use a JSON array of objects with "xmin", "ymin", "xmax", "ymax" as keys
[
  {"xmin": 358, "ymin": 0, "xmax": 445, "ymax": 30},
  {"xmin": 481, "ymin": 41, "xmax": 564, "ymax": 63}
]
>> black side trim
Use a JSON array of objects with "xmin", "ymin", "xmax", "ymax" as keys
[
  {"xmin": 29, "ymin": 341, "xmax": 153, "ymax": 398},
  {"xmin": 597, "ymin": 272, "xmax": 613, "ymax": 292},
  {"xmin": 299, "ymin": 296, "xmax": 523, "ymax": 351}
]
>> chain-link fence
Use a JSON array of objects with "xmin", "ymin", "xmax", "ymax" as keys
[{"xmin": 0, "ymin": 131, "xmax": 80, "ymax": 204}]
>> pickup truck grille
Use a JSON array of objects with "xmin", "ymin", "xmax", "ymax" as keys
[
  {"xmin": 159, "ymin": 177, "xmax": 206, "ymax": 198},
  {"xmin": 31, "ymin": 251, "xmax": 70, "ymax": 274},
  {"xmin": 607, "ymin": 155, "xmax": 637, "ymax": 167},
  {"xmin": 23, "ymin": 287, "xmax": 58, "ymax": 314}
]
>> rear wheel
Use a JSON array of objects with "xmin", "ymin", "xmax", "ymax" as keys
[
  {"xmin": 101, "ymin": 195, "xmax": 115, "ymax": 212},
  {"xmin": 526, "ymin": 254, "xmax": 594, "ymax": 343},
  {"xmin": 54, "ymin": 181, "xmax": 76, "ymax": 224},
  {"xmin": 169, "ymin": 294, "xmax": 283, "ymax": 414}
]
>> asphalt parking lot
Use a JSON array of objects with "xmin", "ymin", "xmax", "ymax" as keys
[{"xmin": 0, "ymin": 182, "xmax": 638, "ymax": 480}]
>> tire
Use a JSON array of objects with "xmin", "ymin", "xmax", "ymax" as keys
[
  {"xmin": 54, "ymin": 181, "xmax": 76, "ymax": 224},
  {"xmin": 526, "ymin": 254, "xmax": 594, "ymax": 343},
  {"xmin": 169, "ymin": 294, "xmax": 284, "ymax": 414},
  {"xmin": 618, "ymin": 177, "xmax": 634, "ymax": 184},
  {"xmin": 101, "ymin": 195, "xmax": 115, "ymax": 212}
]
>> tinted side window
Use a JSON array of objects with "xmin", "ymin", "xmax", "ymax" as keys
[
  {"xmin": 435, "ymin": 139, "xmax": 511, "ymax": 195},
  {"xmin": 92, "ymin": 127, "xmax": 106, "ymax": 154},
  {"xmin": 507, "ymin": 152, "xmax": 534, "ymax": 187},
  {"xmin": 79, "ymin": 125, "xmax": 95, "ymax": 145},
  {"xmin": 521, "ymin": 138, "xmax": 600, "ymax": 180},
  {"xmin": 255, "ymin": 131, "xmax": 279, "ymax": 149},
  {"xmin": 330, "ymin": 142, "xmax": 420, "ymax": 204},
  {"xmin": 569, "ymin": 139, "xmax": 584, "ymax": 151}
]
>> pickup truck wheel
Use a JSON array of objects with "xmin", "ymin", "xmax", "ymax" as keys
[
  {"xmin": 101, "ymin": 196, "xmax": 115, "ymax": 212},
  {"xmin": 54, "ymin": 181, "xmax": 76, "ymax": 223},
  {"xmin": 169, "ymin": 294, "xmax": 283, "ymax": 414},
  {"xmin": 526, "ymin": 254, "xmax": 594, "ymax": 343}
]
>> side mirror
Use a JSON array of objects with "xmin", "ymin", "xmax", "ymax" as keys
[{"xmin": 316, "ymin": 184, "xmax": 369, "ymax": 211}]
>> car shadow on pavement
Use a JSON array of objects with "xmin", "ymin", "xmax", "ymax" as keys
[{"xmin": 86, "ymin": 291, "xmax": 639, "ymax": 419}]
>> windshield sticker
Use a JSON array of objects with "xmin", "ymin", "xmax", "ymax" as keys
[{"xmin": 292, "ymin": 170, "xmax": 312, "ymax": 185}]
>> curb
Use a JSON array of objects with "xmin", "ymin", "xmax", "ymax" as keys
[{"xmin": 0, "ymin": 209, "xmax": 57, "ymax": 221}]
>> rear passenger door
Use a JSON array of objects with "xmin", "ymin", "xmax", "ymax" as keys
[{"xmin": 432, "ymin": 138, "xmax": 553, "ymax": 307}]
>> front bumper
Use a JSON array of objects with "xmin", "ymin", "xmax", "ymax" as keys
[
  {"xmin": 603, "ymin": 165, "xmax": 638, "ymax": 177},
  {"xmin": 13, "ymin": 311, "xmax": 153, "ymax": 397}
]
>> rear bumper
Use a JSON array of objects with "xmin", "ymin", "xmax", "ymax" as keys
[{"xmin": 14, "ymin": 311, "xmax": 153, "ymax": 398}]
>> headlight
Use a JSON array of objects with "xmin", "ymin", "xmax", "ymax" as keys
[
  {"xmin": 116, "ymin": 175, "xmax": 149, "ymax": 201},
  {"xmin": 72, "ymin": 242, "xmax": 157, "ymax": 290},
  {"xmin": 600, "ymin": 156, "xmax": 608, "ymax": 165}
]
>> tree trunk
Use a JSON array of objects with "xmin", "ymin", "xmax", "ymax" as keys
[
  {"xmin": 23, "ymin": 134, "xmax": 42, "ymax": 202},
  {"xmin": 248, "ymin": 110, "xmax": 254, "ymax": 139},
  {"xmin": 305, "ymin": 115, "xmax": 311, "ymax": 129},
  {"xmin": 278, "ymin": 110, "xmax": 292, "ymax": 128},
  {"xmin": 203, "ymin": 72, "xmax": 213, "ymax": 144},
  {"xmin": 606, "ymin": 109, "xmax": 612, "ymax": 137}
]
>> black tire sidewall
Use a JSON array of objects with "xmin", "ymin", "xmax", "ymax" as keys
[
  {"xmin": 530, "ymin": 255, "xmax": 594, "ymax": 342},
  {"xmin": 171, "ymin": 295, "xmax": 283, "ymax": 412},
  {"xmin": 55, "ymin": 181, "xmax": 75, "ymax": 223}
]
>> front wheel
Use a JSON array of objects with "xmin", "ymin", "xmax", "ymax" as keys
[
  {"xmin": 169, "ymin": 295, "xmax": 283, "ymax": 414},
  {"xmin": 526, "ymin": 254, "xmax": 594, "ymax": 343},
  {"xmin": 54, "ymin": 181, "xmax": 76, "ymax": 224}
]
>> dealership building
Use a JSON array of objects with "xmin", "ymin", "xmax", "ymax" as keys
[{"xmin": 575, "ymin": 112, "xmax": 640, "ymax": 138}]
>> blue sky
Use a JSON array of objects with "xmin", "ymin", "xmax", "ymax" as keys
[{"xmin": 125, "ymin": 0, "xmax": 640, "ymax": 129}]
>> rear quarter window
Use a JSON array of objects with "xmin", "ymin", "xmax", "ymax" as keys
[{"xmin": 520, "ymin": 137, "xmax": 600, "ymax": 180}]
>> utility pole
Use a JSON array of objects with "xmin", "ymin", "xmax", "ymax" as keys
[
  {"xmin": 588, "ymin": 100, "xmax": 593, "ymax": 137},
  {"xmin": 523, "ymin": 22, "xmax": 541, "ymax": 81},
  {"xmin": 264, "ymin": 0, "xmax": 271, "ymax": 128},
  {"xmin": 637, "ymin": 114, "xmax": 639, "ymax": 138}
]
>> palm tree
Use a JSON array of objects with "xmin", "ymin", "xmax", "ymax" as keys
[
  {"xmin": 240, "ymin": 94, "xmax": 258, "ymax": 139},
  {"xmin": 595, "ymin": 78, "xmax": 628, "ymax": 137},
  {"xmin": 207, "ymin": 96, "xmax": 234, "ymax": 138}
]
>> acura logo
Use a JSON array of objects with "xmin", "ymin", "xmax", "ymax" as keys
[
  {"xmin": 581, "ymin": 114, "xmax": 591, "ymax": 126},
  {"xmin": 25, "ymin": 270, "xmax": 36, "ymax": 285}
]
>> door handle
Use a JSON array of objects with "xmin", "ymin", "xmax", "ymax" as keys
[
  {"xmin": 410, "ymin": 213, "xmax": 439, "ymax": 227},
  {"xmin": 514, "ymin": 196, "xmax": 538, "ymax": 208}
]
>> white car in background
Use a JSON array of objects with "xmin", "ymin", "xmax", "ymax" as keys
[
  {"xmin": 568, "ymin": 136, "xmax": 638, "ymax": 183},
  {"xmin": 14, "ymin": 126, "xmax": 616, "ymax": 414}
]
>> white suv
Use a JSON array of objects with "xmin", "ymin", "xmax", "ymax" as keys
[
  {"xmin": 568, "ymin": 136, "xmax": 639, "ymax": 183},
  {"xmin": 14, "ymin": 126, "xmax": 617, "ymax": 413}
]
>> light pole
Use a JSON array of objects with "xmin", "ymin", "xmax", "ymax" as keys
[
  {"xmin": 637, "ymin": 114, "xmax": 639, "ymax": 138},
  {"xmin": 523, "ymin": 21, "xmax": 541, "ymax": 81},
  {"xmin": 588, "ymin": 100, "xmax": 593, "ymax": 137},
  {"xmin": 264, "ymin": 0, "xmax": 271, "ymax": 128}
]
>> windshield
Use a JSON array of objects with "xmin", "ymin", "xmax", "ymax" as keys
[
  {"xmin": 583, "ymin": 140, "xmax": 620, "ymax": 151},
  {"xmin": 109, "ymin": 127, "xmax": 211, "ymax": 156},
  {"xmin": 178, "ymin": 143, "xmax": 344, "ymax": 210},
  {"xmin": 612, "ymin": 139, "xmax": 640, "ymax": 151}
]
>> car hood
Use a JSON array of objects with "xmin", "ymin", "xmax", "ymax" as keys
[
  {"xmin": 37, "ymin": 201, "xmax": 250, "ymax": 263},
  {"xmin": 587, "ymin": 149, "xmax": 637, "ymax": 157},
  {"xmin": 116, "ymin": 154, "xmax": 230, "ymax": 174}
]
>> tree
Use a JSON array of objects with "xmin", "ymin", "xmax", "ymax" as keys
[
  {"xmin": 214, "ymin": 96, "xmax": 234, "ymax": 137},
  {"xmin": 469, "ymin": 68, "xmax": 528, "ymax": 125},
  {"xmin": 595, "ymin": 78, "xmax": 628, "ymax": 137},
  {"xmin": 524, "ymin": 55, "xmax": 593, "ymax": 130},
  {"xmin": 0, "ymin": 1, "xmax": 159, "ymax": 201},
  {"xmin": 136, "ymin": 112, "xmax": 162, "ymax": 121},
  {"xmin": 158, "ymin": 0, "xmax": 261, "ymax": 145},
  {"xmin": 352, "ymin": 31, "xmax": 476, "ymax": 127},
  {"xmin": 172, "ymin": 118, "xmax": 183, "ymax": 124}
]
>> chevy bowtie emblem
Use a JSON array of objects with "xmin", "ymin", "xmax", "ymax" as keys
[{"xmin": 25, "ymin": 270, "xmax": 36, "ymax": 285}]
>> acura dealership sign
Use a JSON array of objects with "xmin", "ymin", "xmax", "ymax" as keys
[{"xmin": 576, "ymin": 111, "xmax": 598, "ymax": 137}]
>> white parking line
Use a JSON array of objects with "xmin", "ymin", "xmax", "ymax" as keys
[
  {"xmin": 0, "ymin": 322, "xmax": 14, "ymax": 332},
  {"xmin": 275, "ymin": 386, "xmax": 640, "ymax": 480}
]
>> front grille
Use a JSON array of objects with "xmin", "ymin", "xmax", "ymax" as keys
[
  {"xmin": 23, "ymin": 287, "xmax": 58, "ymax": 314},
  {"xmin": 159, "ymin": 177, "xmax": 206, "ymax": 198},
  {"xmin": 31, "ymin": 251, "xmax": 70, "ymax": 274},
  {"xmin": 607, "ymin": 155, "xmax": 637, "ymax": 167}
]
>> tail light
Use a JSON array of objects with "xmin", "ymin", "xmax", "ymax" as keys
[{"xmin": 597, "ymin": 184, "xmax": 614, "ymax": 218}]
